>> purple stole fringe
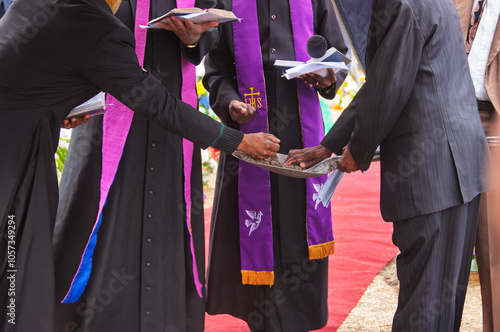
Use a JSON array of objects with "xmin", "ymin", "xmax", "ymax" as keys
[
  {"xmin": 63, "ymin": 0, "xmax": 202, "ymax": 303},
  {"xmin": 232, "ymin": 0, "xmax": 334, "ymax": 286}
]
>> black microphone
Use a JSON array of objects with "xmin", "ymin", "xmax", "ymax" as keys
[{"xmin": 306, "ymin": 35, "xmax": 327, "ymax": 59}]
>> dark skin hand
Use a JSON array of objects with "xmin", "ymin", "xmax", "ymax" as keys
[
  {"xmin": 286, "ymin": 144, "xmax": 360, "ymax": 173},
  {"xmin": 229, "ymin": 100, "xmax": 256, "ymax": 124},
  {"xmin": 237, "ymin": 133, "xmax": 280, "ymax": 159},
  {"xmin": 61, "ymin": 114, "xmax": 90, "ymax": 129},
  {"xmin": 157, "ymin": 17, "xmax": 218, "ymax": 46},
  {"xmin": 337, "ymin": 145, "xmax": 359, "ymax": 173},
  {"xmin": 286, "ymin": 144, "xmax": 333, "ymax": 168},
  {"xmin": 299, "ymin": 68, "xmax": 337, "ymax": 89}
]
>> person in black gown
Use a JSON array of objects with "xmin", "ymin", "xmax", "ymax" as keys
[
  {"xmin": 52, "ymin": 0, "xmax": 223, "ymax": 331},
  {"xmin": 0, "ymin": 0, "xmax": 279, "ymax": 330},
  {"xmin": 202, "ymin": 0, "xmax": 347, "ymax": 331}
]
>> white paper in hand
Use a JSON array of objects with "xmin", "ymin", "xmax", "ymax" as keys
[
  {"xmin": 319, "ymin": 170, "xmax": 344, "ymax": 207},
  {"xmin": 274, "ymin": 46, "xmax": 350, "ymax": 80},
  {"xmin": 283, "ymin": 61, "xmax": 348, "ymax": 79}
]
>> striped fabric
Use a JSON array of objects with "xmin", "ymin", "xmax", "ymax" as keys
[{"xmin": 321, "ymin": 0, "xmax": 488, "ymax": 330}]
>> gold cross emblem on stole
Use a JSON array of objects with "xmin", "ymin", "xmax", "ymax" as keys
[{"xmin": 243, "ymin": 87, "xmax": 263, "ymax": 109}]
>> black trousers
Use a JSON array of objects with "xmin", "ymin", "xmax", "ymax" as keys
[{"xmin": 391, "ymin": 195, "xmax": 481, "ymax": 332}]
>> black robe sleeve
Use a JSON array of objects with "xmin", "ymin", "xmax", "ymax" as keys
[
  {"xmin": 201, "ymin": 0, "xmax": 239, "ymax": 126},
  {"xmin": 81, "ymin": 24, "xmax": 243, "ymax": 153},
  {"xmin": 180, "ymin": 0, "xmax": 219, "ymax": 65}
]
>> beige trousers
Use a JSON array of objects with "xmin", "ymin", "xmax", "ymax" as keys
[{"xmin": 477, "ymin": 114, "xmax": 500, "ymax": 332}]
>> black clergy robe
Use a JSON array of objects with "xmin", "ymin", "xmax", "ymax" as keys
[
  {"xmin": 202, "ymin": 1, "xmax": 348, "ymax": 331},
  {"xmin": 0, "ymin": 0, "xmax": 241, "ymax": 331},
  {"xmin": 52, "ymin": 0, "xmax": 219, "ymax": 331}
]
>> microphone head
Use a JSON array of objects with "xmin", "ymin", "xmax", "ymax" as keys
[{"xmin": 306, "ymin": 35, "xmax": 328, "ymax": 59}]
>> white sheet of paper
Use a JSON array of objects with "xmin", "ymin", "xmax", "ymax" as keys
[
  {"xmin": 319, "ymin": 170, "xmax": 344, "ymax": 207},
  {"xmin": 283, "ymin": 61, "xmax": 348, "ymax": 79}
]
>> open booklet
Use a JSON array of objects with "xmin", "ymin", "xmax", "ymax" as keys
[
  {"xmin": 143, "ymin": 7, "xmax": 241, "ymax": 29},
  {"xmin": 274, "ymin": 47, "xmax": 351, "ymax": 80},
  {"xmin": 66, "ymin": 92, "xmax": 107, "ymax": 119}
]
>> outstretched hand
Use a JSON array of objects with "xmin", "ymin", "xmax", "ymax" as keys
[
  {"xmin": 285, "ymin": 145, "xmax": 332, "ymax": 168},
  {"xmin": 299, "ymin": 68, "xmax": 336, "ymax": 89},
  {"xmin": 61, "ymin": 114, "xmax": 90, "ymax": 129},
  {"xmin": 157, "ymin": 17, "xmax": 218, "ymax": 46},
  {"xmin": 229, "ymin": 100, "xmax": 256, "ymax": 124},
  {"xmin": 237, "ymin": 133, "xmax": 280, "ymax": 159},
  {"xmin": 338, "ymin": 145, "xmax": 359, "ymax": 173}
]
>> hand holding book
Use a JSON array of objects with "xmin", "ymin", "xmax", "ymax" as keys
[
  {"xmin": 64, "ymin": 92, "xmax": 107, "ymax": 122},
  {"xmin": 156, "ymin": 16, "xmax": 218, "ymax": 46},
  {"xmin": 61, "ymin": 114, "xmax": 90, "ymax": 129},
  {"xmin": 143, "ymin": 7, "xmax": 241, "ymax": 29}
]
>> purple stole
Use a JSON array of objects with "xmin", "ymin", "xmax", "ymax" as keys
[
  {"xmin": 63, "ymin": 0, "xmax": 202, "ymax": 303},
  {"xmin": 232, "ymin": 0, "xmax": 334, "ymax": 286}
]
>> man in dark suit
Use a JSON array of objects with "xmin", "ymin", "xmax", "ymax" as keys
[{"xmin": 287, "ymin": 0, "xmax": 488, "ymax": 330}]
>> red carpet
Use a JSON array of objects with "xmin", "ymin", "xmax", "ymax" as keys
[{"xmin": 203, "ymin": 163, "xmax": 399, "ymax": 331}]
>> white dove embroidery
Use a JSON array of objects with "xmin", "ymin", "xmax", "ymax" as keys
[
  {"xmin": 245, "ymin": 210, "xmax": 263, "ymax": 236},
  {"xmin": 312, "ymin": 183, "xmax": 323, "ymax": 210}
]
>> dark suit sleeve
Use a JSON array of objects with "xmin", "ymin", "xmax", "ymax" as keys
[
  {"xmin": 322, "ymin": 0, "xmax": 424, "ymax": 171},
  {"xmin": 321, "ymin": 98, "xmax": 357, "ymax": 155},
  {"xmin": 81, "ymin": 25, "xmax": 243, "ymax": 154}
]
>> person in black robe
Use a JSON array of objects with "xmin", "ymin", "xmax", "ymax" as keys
[
  {"xmin": 202, "ymin": 0, "xmax": 347, "ymax": 331},
  {"xmin": 0, "ymin": 0, "xmax": 279, "ymax": 330},
  {"xmin": 52, "ymin": 0, "xmax": 222, "ymax": 331}
]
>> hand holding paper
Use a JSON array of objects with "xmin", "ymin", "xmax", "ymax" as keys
[
  {"xmin": 274, "ymin": 35, "xmax": 350, "ymax": 80},
  {"xmin": 338, "ymin": 145, "xmax": 359, "ymax": 173},
  {"xmin": 300, "ymin": 68, "xmax": 337, "ymax": 89}
]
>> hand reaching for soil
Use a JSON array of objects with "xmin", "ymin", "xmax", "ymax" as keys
[{"xmin": 237, "ymin": 133, "xmax": 280, "ymax": 159}]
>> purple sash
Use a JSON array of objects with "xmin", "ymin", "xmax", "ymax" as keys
[
  {"xmin": 289, "ymin": 1, "xmax": 334, "ymax": 259},
  {"xmin": 232, "ymin": 0, "xmax": 334, "ymax": 287},
  {"xmin": 233, "ymin": 0, "xmax": 274, "ymax": 285},
  {"xmin": 63, "ymin": 0, "xmax": 201, "ymax": 303}
]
